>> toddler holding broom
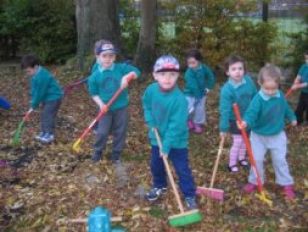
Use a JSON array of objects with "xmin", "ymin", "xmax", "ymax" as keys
[
  {"xmin": 142, "ymin": 55, "xmax": 197, "ymax": 210},
  {"xmin": 219, "ymin": 55, "xmax": 257, "ymax": 172},
  {"xmin": 290, "ymin": 50, "xmax": 308, "ymax": 125},
  {"xmin": 87, "ymin": 39, "xmax": 140, "ymax": 163},
  {"xmin": 239, "ymin": 64, "xmax": 297, "ymax": 199},
  {"xmin": 21, "ymin": 54, "xmax": 63, "ymax": 143},
  {"xmin": 183, "ymin": 49, "xmax": 216, "ymax": 133}
]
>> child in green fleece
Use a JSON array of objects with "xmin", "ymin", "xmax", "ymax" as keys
[
  {"xmin": 240, "ymin": 64, "xmax": 297, "ymax": 200},
  {"xmin": 219, "ymin": 55, "xmax": 257, "ymax": 172},
  {"xmin": 21, "ymin": 54, "xmax": 63, "ymax": 143},
  {"xmin": 88, "ymin": 40, "xmax": 140, "ymax": 163},
  {"xmin": 142, "ymin": 55, "xmax": 197, "ymax": 210},
  {"xmin": 291, "ymin": 50, "xmax": 308, "ymax": 125},
  {"xmin": 183, "ymin": 49, "xmax": 215, "ymax": 133}
]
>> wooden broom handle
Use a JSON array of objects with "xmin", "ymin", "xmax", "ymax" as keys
[
  {"xmin": 209, "ymin": 137, "xmax": 225, "ymax": 188},
  {"xmin": 153, "ymin": 129, "xmax": 185, "ymax": 213}
]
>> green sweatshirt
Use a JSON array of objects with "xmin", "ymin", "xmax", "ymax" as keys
[
  {"xmin": 142, "ymin": 83, "xmax": 189, "ymax": 154},
  {"xmin": 183, "ymin": 63, "xmax": 216, "ymax": 98},
  {"xmin": 30, "ymin": 66, "xmax": 63, "ymax": 109},
  {"xmin": 298, "ymin": 63, "xmax": 308, "ymax": 93},
  {"xmin": 244, "ymin": 90, "xmax": 296, "ymax": 135},
  {"xmin": 219, "ymin": 75, "xmax": 257, "ymax": 132},
  {"xmin": 88, "ymin": 63, "xmax": 140, "ymax": 111}
]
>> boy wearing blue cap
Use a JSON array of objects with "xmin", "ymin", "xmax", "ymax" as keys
[
  {"xmin": 21, "ymin": 54, "xmax": 63, "ymax": 143},
  {"xmin": 142, "ymin": 55, "xmax": 197, "ymax": 210},
  {"xmin": 88, "ymin": 39, "xmax": 140, "ymax": 163}
]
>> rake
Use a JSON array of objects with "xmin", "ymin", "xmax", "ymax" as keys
[
  {"xmin": 233, "ymin": 103, "xmax": 272, "ymax": 207},
  {"xmin": 12, "ymin": 109, "xmax": 32, "ymax": 146}
]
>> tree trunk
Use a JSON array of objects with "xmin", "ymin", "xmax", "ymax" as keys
[
  {"xmin": 76, "ymin": 0, "xmax": 121, "ymax": 70},
  {"xmin": 262, "ymin": 1, "xmax": 269, "ymax": 22},
  {"xmin": 134, "ymin": 0, "xmax": 157, "ymax": 74}
]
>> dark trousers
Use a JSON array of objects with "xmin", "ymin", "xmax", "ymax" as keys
[
  {"xmin": 94, "ymin": 107, "xmax": 128, "ymax": 161},
  {"xmin": 41, "ymin": 99, "xmax": 61, "ymax": 134},
  {"xmin": 295, "ymin": 92, "xmax": 308, "ymax": 124},
  {"xmin": 150, "ymin": 146, "xmax": 196, "ymax": 198}
]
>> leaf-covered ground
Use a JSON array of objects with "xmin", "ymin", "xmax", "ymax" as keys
[{"xmin": 0, "ymin": 64, "xmax": 307, "ymax": 231}]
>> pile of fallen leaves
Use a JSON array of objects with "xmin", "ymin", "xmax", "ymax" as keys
[{"xmin": 0, "ymin": 64, "xmax": 307, "ymax": 231}]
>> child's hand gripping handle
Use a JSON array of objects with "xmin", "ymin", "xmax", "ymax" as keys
[
  {"xmin": 153, "ymin": 128, "xmax": 185, "ymax": 213},
  {"xmin": 233, "ymin": 104, "xmax": 272, "ymax": 206},
  {"xmin": 23, "ymin": 109, "xmax": 33, "ymax": 121}
]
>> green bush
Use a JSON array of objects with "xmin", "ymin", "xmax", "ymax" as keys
[{"xmin": 0, "ymin": 0, "xmax": 76, "ymax": 63}]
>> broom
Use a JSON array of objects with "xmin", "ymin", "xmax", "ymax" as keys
[
  {"xmin": 72, "ymin": 73, "xmax": 136, "ymax": 153},
  {"xmin": 196, "ymin": 137, "xmax": 225, "ymax": 201},
  {"xmin": 233, "ymin": 104, "xmax": 272, "ymax": 207},
  {"xmin": 12, "ymin": 109, "xmax": 33, "ymax": 146},
  {"xmin": 153, "ymin": 129, "xmax": 202, "ymax": 227}
]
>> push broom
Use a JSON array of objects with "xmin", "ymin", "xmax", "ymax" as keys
[
  {"xmin": 233, "ymin": 104, "xmax": 272, "ymax": 207},
  {"xmin": 285, "ymin": 88, "xmax": 293, "ymax": 98},
  {"xmin": 196, "ymin": 137, "xmax": 225, "ymax": 201},
  {"xmin": 12, "ymin": 109, "xmax": 33, "ymax": 145},
  {"xmin": 153, "ymin": 129, "xmax": 202, "ymax": 227},
  {"xmin": 72, "ymin": 73, "xmax": 136, "ymax": 153}
]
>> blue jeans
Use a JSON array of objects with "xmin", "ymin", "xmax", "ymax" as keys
[{"xmin": 150, "ymin": 146, "xmax": 196, "ymax": 198}]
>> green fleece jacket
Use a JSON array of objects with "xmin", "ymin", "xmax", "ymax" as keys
[
  {"xmin": 244, "ymin": 90, "xmax": 296, "ymax": 135},
  {"xmin": 142, "ymin": 82, "xmax": 189, "ymax": 154},
  {"xmin": 219, "ymin": 75, "xmax": 257, "ymax": 132},
  {"xmin": 30, "ymin": 66, "xmax": 63, "ymax": 109},
  {"xmin": 183, "ymin": 63, "xmax": 216, "ymax": 98},
  {"xmin": 88, "ymin": 63, "xmax": 140, "ymax": 111}
]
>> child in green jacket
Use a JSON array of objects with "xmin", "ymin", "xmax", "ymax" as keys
[
  {"xmin": 21, "ymin": 54, "xmax": 63, "ymax": 143},
  {"xmin": 240, "ymin": 64, "xmax": 297, "ymax": 200},
  {"xmin": 142, "ymin": 55, "xmax": 197, "ymax": 210},
  {"xmin": 183, "ymin": 49, "xmax": 215, "ymax": 133},
  {"xmin": 219, "ymin": 55, "xmax": 257, "ymax": 172},
  {"xmin": 88, "ymin": 40, "xmax": 140, "ymax": 163}
]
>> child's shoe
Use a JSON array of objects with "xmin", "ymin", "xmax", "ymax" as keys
[
  {"xmin": 35, "ymin": 132, "xmax": 45, "ymax": 141},
  {"xmin": 239, "ymin": 159, "xmax": 249, "ymax": 170},
  {"xmin": 243, "ymin": 183, "xmax": 257, "ymax": 194},
  {"xmin": 193, "ymin": 125, "xmax": 203, "ymax": 134},
  {"xmin": 282, "ymin": 185, "xmax": 295, "ymax": 200},
  {"xmin": 188, "ymin": 120, "xmax": 195, "ymax": 130},
  {"xmin": 145, "ymin": 187, "xmax": 167, "ymax": 201},
  {"xmin": 185, "ymin": 197, "xmax": 198, "ymax": 210},
  {"xmin": 228, "ymin": 165, "xmax": 239, "ymax": 173},
  {"xmin": 40, "ymin": 133, "xmax": 54, "ymax": 143}
]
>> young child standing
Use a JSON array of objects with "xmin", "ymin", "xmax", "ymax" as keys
[
  {"xmin": 21, "ymin": 54, "xmax": 63, "ymax": 143},
  {"xmin": 88, "ymin": 40, "xmax": 140, "ymax": 163},
  {"xmin": 183, "ymin": 49, "xmax": 216, "ymax": 133},
  {"xmin": 142, "ymin": 55, "xmax": 197, "ymax": 210},
  {"xmin": 219, "ymin": 55, "xmax": 257, "ymax": 172},
  {"xmin": 291, "ymin": 51, "xmax": 308, "ymax": 125},
  {"xmin": 240, "ymin": 64, "xmax": 297, "ymax": 199}
]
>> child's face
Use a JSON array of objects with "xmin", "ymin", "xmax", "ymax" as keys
[
  {"xmin": 24, "ymin": 66, "xmax": 37, "ymax": 77},
  {"xmin": 227, "ymin": 62, "xmax": 245, "ymax": 82},
  {"xmin": 153, "ymin": 71, "xmax": 179, "ymax": 90},
  {"xmin": 187, "ymin": 57, "xmax": 199, "ymax": 69},
  {"xmin": 261, "ymin": 78, "xmax": 279, "ymax": 96},
  {"xmin": 97, "ymin": 52, "xmax": 116, "ymax": 68}
]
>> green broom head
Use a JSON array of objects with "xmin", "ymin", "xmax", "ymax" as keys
[
  {"xmin": 12, "ymin": 121, "xmax": 25, "ymax": 146},
  {"xmin": 168, "ymin": 209, "xmax": 202, "ymax": 227}
]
